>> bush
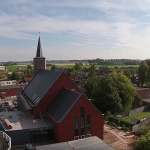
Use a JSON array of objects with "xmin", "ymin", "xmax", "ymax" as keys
[
  {"xmin": 134, "ymin": 131, "xmax": 150, "ymax": 150},
  {"xmin": 108, "ymin": 116, "xmax": 134, "ymax": 129},
  {"xmin": 122, "ymin": 124, "xmax": 129, "ymax": 132},
  {"xmin": 112, "ymin": 122, "xmax": 116, "ymax": 127}
]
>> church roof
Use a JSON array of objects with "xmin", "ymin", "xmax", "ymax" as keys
[
  {"xmin": 47, "ymin": 88, "xmax": 82, "ymax": 122},
  {"xmin": 36, "ymin": 36, "xmax": 43, "ymax": 57},
  {"xmin": 23, "ymin": 70, "xmax": 62, "ymax": 106}
]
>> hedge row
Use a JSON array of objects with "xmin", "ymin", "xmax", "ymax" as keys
[{"xmin": 108, "ymin": 116, "xmax": 134, "ymax": 129}]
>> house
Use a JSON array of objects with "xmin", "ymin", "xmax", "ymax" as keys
[
  {"xmin": 97, "ymin": 68, "xmax": 110, "ymax": 76},
  {"xmin": 70, "ymin": 72, "xmax": 88, "ymax": 86},
  {"xmin": 56, "ymin": 68, "xmax": 68, "ymax": 74},
  {"xmin": 0, "ymin": 80, "xmax": 17, "ymax": 86},
  {"xmin": 134, "ymin": 87, "xmax": 150, "ymax": 107},
  {"xmin": 76, "ymin": 71, "xmax": 88, "ymax": 80}
]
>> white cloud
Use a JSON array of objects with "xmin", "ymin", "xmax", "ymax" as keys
[{"xmin": 1, "ymin": 0, "xmax": 150, "ymax": 61}]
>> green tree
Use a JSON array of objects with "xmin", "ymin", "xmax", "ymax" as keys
[
  {"xmin": 82, "ymin": 67, "xmax": 89, "ymax": 73},
  {"xmin": 26, "ymin": 65, "xmax": 32, "ymax": 74},
  {"xmin": 134, "ymin": 131, "xmax": 150, "ymax": 150},
  {"xmin": 19, "ymin": 74, "xmax": 25, "ymax": 80},
  {"xmin": 110, "ymin": 72, "xmax": 136, "ymax": 111},
  {"xmin": 130, "ymin": 69, "xmax": 136, "ymax": 76},
  {"xmin": 84, "ymin": 75, "xmax": 99, "ymax": 99},
  {"xmin": 26, "ymin": 65, "xmax": 33, "ymax": 77},
  {"xmin": 145, "ymin": 59, "xmax": 150, "ymax": 70},
  {"xmin": 124, "ymin": 71, "xmax": 131, "ymax": 79},
  {"xmin": 67, "ymin": 67, "xmax": 75, "ymax": 77},
  {"xmin": 7, "ymin": 74, "xmax": 12, "ymax": 80},
  {"xmin": 51, "ymin": 65, "xmax": 57, "ymax": 70},
  {"xmin": 138, "ymin": 61, "xmax": 149, "ymax": 87},
  {"xmin": 79, "ymin": 62, "xmax": 83, "ymax": 66},
  {"xmin": 88, "ymin": 65, "xmax": 96, "ymax": 77},
  {"xmin": 93, "ymin": 75, "xmax": 123, "ymax": 113},
  {"xmin": 0, "ymin": 75, "xmax": 3, "ymax": 79},
  {"xmin": 11, "ymin": 72, "xmax": 20, "ymax": 80},
  {"xmin": 74, "ymin": 63, "xmax": 82, "ymax": 71},
  {"xmin": 85, "ymin": 72, "xmax": 136, "ymax": 114}
]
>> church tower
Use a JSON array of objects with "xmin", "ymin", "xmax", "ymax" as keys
[{"xmin": 34, "ymin": 36, "xmax": 46, "ymax": 75}]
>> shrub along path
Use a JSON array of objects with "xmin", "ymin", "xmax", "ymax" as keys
[{"xmin": 103, "ymin": 124, "xmax": 137, "ymax": 150}]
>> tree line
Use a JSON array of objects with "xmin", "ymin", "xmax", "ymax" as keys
[{"xmin": 88, "ymin": 58, "xmax": 141, "ymax": 65}]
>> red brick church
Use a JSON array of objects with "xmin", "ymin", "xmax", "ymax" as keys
[{"xmin": 19, "ymin": 37, "xmax": 104, "ymax": 143}]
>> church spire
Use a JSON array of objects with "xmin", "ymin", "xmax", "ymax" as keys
[
  {"xmin": 34, "ymin": 35, "xmax": 46, "ymax": 75},
  {"xmin": 36, "ymin": 36, "xmax": 43, "ymax": 57}
]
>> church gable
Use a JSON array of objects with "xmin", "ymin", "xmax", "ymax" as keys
[{"xmin": 23, "ymin": 70, "xmax": 62, "ymax": 106}]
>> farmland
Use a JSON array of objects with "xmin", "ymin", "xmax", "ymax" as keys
[
  {"xmin": 6, "ymin": 65, "xmax": 29, "ymax": 71},
  {"xmin": 5, "ymin": 64, "xmax": 139, "ymax": 71}
]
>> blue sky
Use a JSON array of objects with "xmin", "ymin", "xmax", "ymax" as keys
[{"xmin": 1, "ymin": 0, "xmax": 150, "ymax": 61}]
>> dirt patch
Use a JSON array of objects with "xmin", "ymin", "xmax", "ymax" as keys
[
  {"xmin": 103, "ymin": 130, "xmax": 118, "ymax": 145},
  {"xmin": 103, "ymin": 124, "xmax": 138, "ymax": 150}
]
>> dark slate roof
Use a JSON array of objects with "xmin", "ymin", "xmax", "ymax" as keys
[
  {"xmin": 36, "ymin": 36, "xmax": 43, "ymax": 57},
  {"xmin": 36, "ymin": 136, "xmax": 114, "ymax": 150},
  {"xmin": 47, "ymin": 88, "xmax": 82, "ymax": 122},
  {"xmin": 23, "ymin": 70, "xmax": 62, "ymax": 105},
  {"xmin": 131, "ymin": 118, "xmax": 141, "ymax": 125}
]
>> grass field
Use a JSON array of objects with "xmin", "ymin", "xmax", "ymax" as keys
[
  {"xmin": 123, "ymin": 112, "xmax": 150, "ymax": 124},
  {"xmin": 5, "ymin": 64, "xmax": 139, "ymax": 71},
  {"xmin": 6, "ymin": 66, "xmax": 28, "ymax": 71}
]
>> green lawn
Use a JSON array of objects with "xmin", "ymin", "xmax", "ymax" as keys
[
  {"xmin": 123, "ymin": 112, "xmax": 150, "ymax": 124},
  {"xmin": 6, "ymin": 66, "xmax": 28, "ymax": 71}
]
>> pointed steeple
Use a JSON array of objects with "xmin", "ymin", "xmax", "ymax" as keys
[{"xmin": 36, "ymin": 36, "xmax": 43, "ymax": 57}]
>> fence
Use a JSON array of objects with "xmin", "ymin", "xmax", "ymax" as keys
[
  {"xmin": 129, "ymin": 105, "xmax": 150, "ymax": 116},
  {"xmin": 0, "ymin": 131, "xmax": 11, "ymax": 150},
  {"xmin": 132, "ymin": 116, "xmax": 150, "ymax": 132}
]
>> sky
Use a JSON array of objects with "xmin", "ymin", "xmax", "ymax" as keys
[{"xmin": 1, "ymin": 0, "xmax": 150, "ymax": 61}]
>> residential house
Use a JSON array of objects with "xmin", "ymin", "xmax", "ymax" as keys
[{"xmin": 134, "ymin": 87, "xmax": 150, "ymax": 107}]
